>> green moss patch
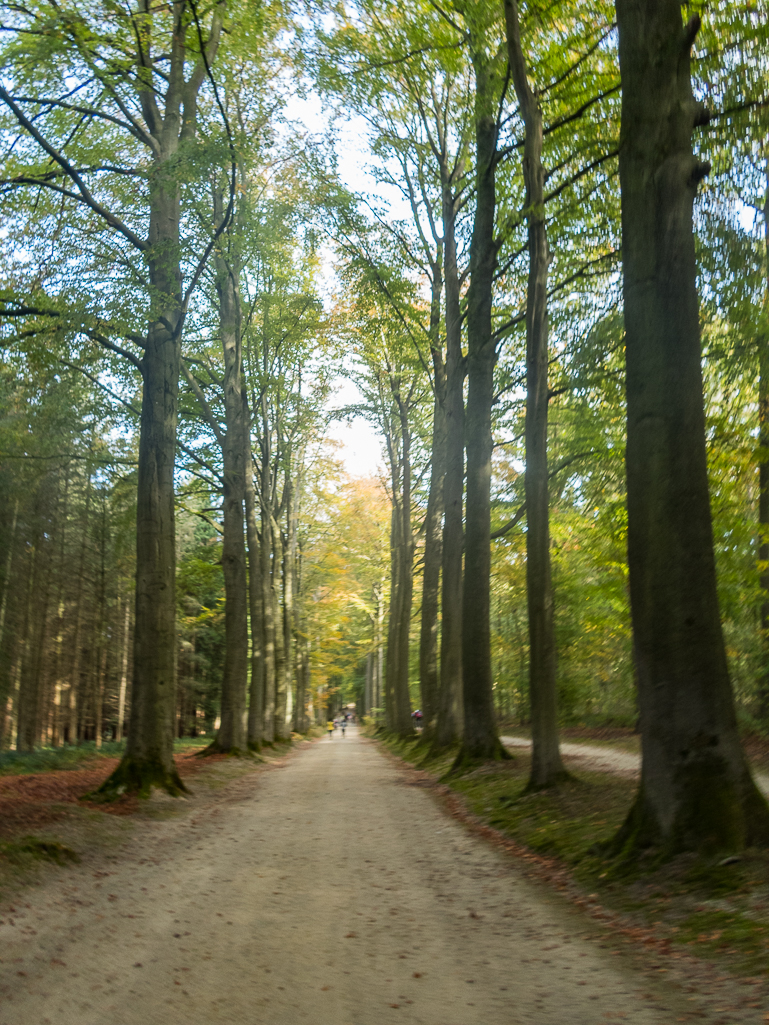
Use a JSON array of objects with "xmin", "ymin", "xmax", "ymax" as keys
[
  {"xmin": 674, "ymin": 908, "xmax": 769, "ymax": 975},
  {"xmin": 0, "ymin": 836, "xmax": 79, "ymax": 866},
  {"xmin": 450, "ymin": 759, "xmax": 632, "ymax": 871}
]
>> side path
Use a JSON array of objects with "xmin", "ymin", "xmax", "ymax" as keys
[
  {"xmin": 501, "ymin": 735, "xmax": 769, "ymax": 797},
  {"xmin": 0, "ymin": 729, "xmax": 743, "ymax": 1025}
]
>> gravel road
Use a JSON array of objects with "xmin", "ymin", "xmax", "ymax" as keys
[
  {"xmin": 0, "ymin": 729, "xmax": 748, "ymax": 1025},
  {"xmin": 500, "ymin": 736, "xmax": 769, "ymax": 797}
]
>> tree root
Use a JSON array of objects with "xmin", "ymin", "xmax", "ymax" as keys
[
  {"xmin": 444, "ymin": 738, "xmax": 512, "ymax": 778},
  {"xmin": 606, "ymin": 768, "xmax": 769, "ymax": 863},
  {"xmin": 85, "ymin": 754, "xmax": 188, "ymax": 801},
  {"xmin": 195, "ymin": 737, "xmax": 252, "ymax": 759},
  {"xmin": 522, "ymin": 767, "xmax": 576, "ymax": 795}
]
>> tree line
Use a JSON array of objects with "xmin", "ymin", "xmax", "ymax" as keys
[
  {"xmin": 313, "ymin": 0, "xmax": 769, "ymax": 855},
  {"xmin": 1, "ymin": 0, "xmax": 769, "ymax": 858}
]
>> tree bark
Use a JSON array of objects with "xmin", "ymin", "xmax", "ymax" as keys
[
  {"xmin": 98, "ymin": 171, "xmax": 185, "ymax": 796},
  {"xmin": 418, "ymin": 265, "xmax": 446, "ymax": 735},
  {"xmin": 66, "ymin": 468, "xmax": 93, "ymax": 745},
  {"xmin": 279, "ymin": 492, "xmax": 296, "ymax": 741},
  {"xmin": 614, "ymin": 0, "xmax": 769, "ymax": 853},
  {"xmin": 49, "ymin": 473, "xmax": 71, "ymax": 747},
  {"xmin": 396, "ymin": 403, "xmax": 415, "ymax": 734},
  {"xmin": 16, "ymin": 535, "xmax": 45, "ymax": 752},
  {"xmin": 458, "ymin": 40, "xmax": 507, "ymax": 765},
  {"xmin": 384, "ymin": 405, "xmax": 415, "ymax": 737},
  {"xmin": 96, "ymin": 4, "xmax": 224, "ymax": 796},
  {"xmin": 758, "ymin": 162, "xmax": 769, "ymax": 724},
  {"xmin": 116, "ymin": 598, "xmax": 130, "ymax": 743},
  {"xmin": 260, "ymin": 429, "xmax": 277, "ymax": 742},
  {"xmin": 385, "ymin": 504, "xmax": 401, "ymax": 732},
  {"xmin": 364, "ymin": 651, "xmax": 373, "ymax": 717},
  {"xmin": 244, "ymin": 401, "xmax": 265, "ymax": 749},
  {"xmin": 374, "ymin": 582, "xmax": 385, "ymax": 713},
  {"xmin": 272, "ymin": 512, "xmax": 289, "ymax": 740},
  {"xmin": 436, "ymin": 163, "xmax": 465, "ymax": 750},
  {"xmin": 0, "ymin": 496, "xmax": 19, "ymax": 748},
  {"xmin": 288, "ymin": 483, "xmax": 303, "ymax": 734},
  {"xmin": 211, "ymin": 205, "xmax": 248, "ymax": 754},
  {"xmin": 504, "ymin": 0, "xmax": 567, "ymax": 788}
]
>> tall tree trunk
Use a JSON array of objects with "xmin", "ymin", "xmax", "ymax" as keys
[
  {"xmin": 458, "ymin": 42, "xmax": 507, "ymax": 764},
  {"xmin": 289, "ymin": 490, "xmax": 303, "ymax": 734},
  {"xmin": 419, "ymin": 266, "xmax": 446, "ymax": 736},
  {"xmin": 94, "ymin": 4, "xmax": 224, "ymax": 796},
  {"xmin": 21, "ymin": 512, "xmax": 55, "ymax": 749},
  {"xmin": 385, "ymin": 503, "xmax": 402, "ymax": 732},
  {"xmin": 280, "ymin": 502, "xmax": 295, "ymax": 741},
  {"xmin": 98, "ymin": 172, "xmax": 185, "ymax": 796},
  {"xmin": 212, "ymin": 210, "xmax": 248, "ymax": 754},
  {"xmin": 0, "ymin": 501, "xmax": 17, "ymax": 636},
  {"xmin": 0, "ymin": 499, "xmax": 19, "ymax": 749},
  {"xmin": 436, "ymin": 177, "xmax": 465, "ymax": 749},
  {"xmin": 260, "ymin": 440, "xmax": 277, "ymax": 742},
  {"xmin": 116, "ymin": 598, "xmax": 130, "ymax": 743},
  {"xmin": 16, "ymin": 538, "xmax": 41, "ymax": 752},
  {"xmin": 364, "ymin": 651, "xmax": 373, "ymax": 717},
  {"xmin": 95, "ymin": 644, "xmax": 107, "ymax": 749},
  {"xmin": 244, "ymin": 403, "xmax": 265, "ymax": 749},
  {"xmin": 374, "ymin": 582, "xmax": 385, "ymax": 714},
  {"xmin": 293, "ymin": 631, "xmax": 308, "ymax": 734},
  {"xmin": 758, "ymin": 163, "xmax": 769, "ymax": 724},
  {"xmin": 260, "ymin": 512, "xmax": 276, "ymax": 743},
  {"xmin": 272, "ymin": 514, "xmax": 289, "ymax": 740},
  {"xmin": 302, "ymin": 637, "xmax": 312, "ymax": 729},
  {"xmin": 614, "ymin": 0, "xmax": 769, "ymax": 853},
  {"xmin": 504, "ymin": 0, "xmax": 567, "ymax": 788},
  {"xmin": 67, "ymin": 468, "xmax": 93, "ymax": 745},
  {"xmin": 49, "ymin": 472, "xmax": 71, "ymax": 747},
  {"xmin": 396, "ymin": 410, "xmax": 415, "ymax": 734},
  {"xmin": 386, "ymin": 398, "xmax": 415, "ymax": 736},
  {"xmin": 92, "ymin": 496, "xmax": 108, "ymax": 749}
]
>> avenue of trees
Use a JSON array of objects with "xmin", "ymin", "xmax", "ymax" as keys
[{"xmin": 2, "ymin": 0, "xmax": 769, "ymax": 857}]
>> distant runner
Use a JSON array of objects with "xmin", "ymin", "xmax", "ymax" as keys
[{"xmin": 327, "ymin": 720, "xmax": 334, "ymax": 739}]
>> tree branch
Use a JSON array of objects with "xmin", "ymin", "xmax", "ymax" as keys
[
  {"xmin": 0, "ymin": 86, "xmax": 148, "ymax": 251},
  {"xmin": 58, "ymin": 359, "xmax": 140, "ymax": 416},
  {"xmin": 180, "ymin": 358, "xmax": 225, "ymax": 447}
]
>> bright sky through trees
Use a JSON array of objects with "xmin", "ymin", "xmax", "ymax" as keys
[{"xmin": 280, "ymin": 92, "xmax": 398, "ymax": 479}]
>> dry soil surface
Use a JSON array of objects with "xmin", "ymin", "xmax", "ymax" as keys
[
  {"xmin": 0, "ymin": 729, "xmax": 762, "ymax": 1025},
  {"xmin": 500, "ymin": 736, "xmax": 769, "ymax": 797}
]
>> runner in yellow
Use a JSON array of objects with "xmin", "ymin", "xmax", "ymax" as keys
[{"xmin": 327, "ymin": 720, "xmax": 334, "ymax": 739}]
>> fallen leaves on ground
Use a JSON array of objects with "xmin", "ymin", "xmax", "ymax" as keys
[{"xmin": 0, "ymin": 749, "xmax": 227, "ymax": 839}]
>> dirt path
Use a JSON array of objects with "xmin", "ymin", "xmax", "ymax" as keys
[
  {"xmin": 501, "ymin": 736, "xmax": 769, "ymax": 797},
  {"xmin": 0, "ymin": 729, "xmax": 756, "ymax": 1025}
]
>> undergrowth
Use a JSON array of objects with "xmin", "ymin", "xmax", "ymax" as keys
[{"xmin": 0, "ymin": 736, "xmax": 210, "ymax": 777}]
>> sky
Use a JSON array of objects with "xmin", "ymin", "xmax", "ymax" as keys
[
  {"xmin": 285, "ymin": 91, "xmax": 398, "ymax": 480},
  {"xmin": 327, "ymin": 379, "xmax": 385, "ymax": 479}
]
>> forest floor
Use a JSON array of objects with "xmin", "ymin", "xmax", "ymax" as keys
[{"xmin": 1, "ymin": 730, "xmax": 769, "ymax": 1024}]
